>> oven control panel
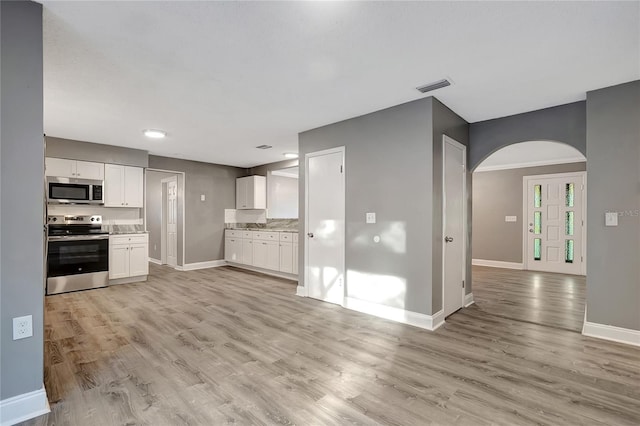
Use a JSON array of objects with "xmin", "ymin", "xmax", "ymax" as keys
[{"xmin": 47, "ymin": 215, "xmax": 102, "ymax": 225}]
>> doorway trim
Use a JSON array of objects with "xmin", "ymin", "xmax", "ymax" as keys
[
  {"xmin": 145, "ymin": 168, "xmax": 186, "ymax": 269},
  {"xmin": 441, "ymin": 135, "xmax": 467, "ymax": 318},
  {"xmin": 302, "ymin": 146, "xmax": 346, "ymax": 304},
  {"xmin": 522, "ymin": 171, "xmax": 587, "ymax": 275},
  {"xmin": 161, "ymin": 176, "xmax": 178, "ymax": 267}
]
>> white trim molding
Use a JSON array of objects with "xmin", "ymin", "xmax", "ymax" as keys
[
  {"xmin": 582, "ymin": 322, "xmax": 640, "ymax": 347},
  {"xmin": 0, "ymin": 385, "xmax": 49, "ymax": 426},
  {"xmin": 148, "ymin": 258, "xmax": 162, "ymax": 265},
  {"xmin": 176, "ymin": 260, "xmax": 227, "ymax": 271},
  {"xmin": 472, "ymin": 259, "xmax": 524, "ymax": 270},
  {"xmin": 343, "ymin": 297, "xmax": 445, "ymax": 331},
  {"xmin": 474, "ymin": 156, "xmax": 585, "ymax": 173},
  {"xmin": 464, "ymin": 292, "xmax": 475, "ymax": 307},
  {"xmin": 296, "ymin": 286, "xmax": 307, "ymax": 297}
]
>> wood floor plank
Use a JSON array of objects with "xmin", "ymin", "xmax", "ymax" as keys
[{"xmin": 21, "ymin": 264, "xmax": 640, "ymax": 426}]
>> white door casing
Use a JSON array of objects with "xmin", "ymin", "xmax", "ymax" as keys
[
  {"xmin": 442, "ymin": 136, "xmax": 467, "ymax": 318},
  {"xmin": 305, "ymin": 147, "xmax": 345, "ymax": 306},
  {"xmin": 523, "ymin": 172, "xmax": 586, "ymax": 275},
  {"xmin": 165, "ymin": 177, "xmax": 178, "ymax": 267}
]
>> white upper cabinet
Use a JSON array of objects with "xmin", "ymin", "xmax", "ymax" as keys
[
  {"xmin": 236, "ymin": 175, "xmax": 266, "ymax": 209},
  {"xmin": 104, "ymin": 164, "xmax": 144, "ymax": 207},
  {"xmin": 45, "ymin": 157, "xmax": 104, "ymax": 180}
]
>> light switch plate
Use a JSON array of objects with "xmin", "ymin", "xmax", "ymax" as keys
[
  {"xmin": 366, "ymin": 212, "xmax": 376, "ymax": 224},
  {"xmin": 605, "ymin": 212, "xmax": 618, "ymax": 226},
  {"xmin": 200, "ymin": 194, "xmax": 206, "ymax": 202},
  {"xmin": 505, "ymin": 216, "xmax": 517, "ymax": 222}
]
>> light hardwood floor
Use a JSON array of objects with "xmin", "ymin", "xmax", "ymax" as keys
[{"xmin": 23, "ymin": 264, "xmax": 640, "ymax": 425}]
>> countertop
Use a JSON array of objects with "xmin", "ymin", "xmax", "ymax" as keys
[
  {"xmin": 109, "ymin": 230, "xmax": 149, "ymax": 235},
  {"xmin": 228, "ymin": 228, "xmax": 298, "ymax": 232}
]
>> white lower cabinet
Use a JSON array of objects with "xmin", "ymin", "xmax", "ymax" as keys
[
  {"xmin": 225, "ymin": 229, "xmax": 298, "ymax": 277},
  {"xmin": 109, "ymin": 234, "xmax": 149, "ymax": 281},
  {"xmin": 279, "ymin": 242, "xmax": 294, "ymax": 273},
  {"xmin": 241, "ymin": 239, "xmax": 253, "ymax": 265}
]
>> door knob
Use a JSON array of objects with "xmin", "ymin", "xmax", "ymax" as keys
[
  {"xmin": 307, "ymin": 232, "xmax": 314, "ymax": 238},
  {"xmin": 445, "ymin": 236, "xmax": 453, "ymax": 243},
  {"xmin": 529, "ymin": 229, "xmax": 534, "ymax": 233}
]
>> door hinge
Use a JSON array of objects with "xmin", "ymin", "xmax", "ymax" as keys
[
  {"xmin": 462, "ymin": 280, "xmax": 465, "ymax": 288},
  {"xmin": 340, "ymin": 165, "xmax": 343, "ymax": 173}
]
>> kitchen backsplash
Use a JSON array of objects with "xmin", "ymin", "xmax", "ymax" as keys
[{"xmin": 227, "ymin": 218, "xmax": 298, "ymax": 230}]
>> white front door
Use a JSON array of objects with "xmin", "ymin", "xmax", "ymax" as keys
[
  {"xmin": 524, "ymin": 172, "xmax": 585, "ymax": 275},
  {"xmin": 305, "ymin": 147, "xmax": 345, "ymax": 305},
  {"xmin": 443, "ymin": 136, "xmax": 466, "ymax": 318}
]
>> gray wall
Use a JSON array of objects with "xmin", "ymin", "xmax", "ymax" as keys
[
  {"xmin": 146, "ymin": 170, "xmax": 184, "ymax": 266},
  {"xmin": 586, "ymin": 80, "xmax": 640, "ymax": 331},
  {"xmin": 300, "ymin": 98, "xmax": 438, "ymax": 315},
  {"xmin": 267, "ymin": 174, "xmax": 298, "ymax": 219},
  {"xmin": 473, "ymin": 162, "xmax": 586, "ymax": 263},
  {"xmin": 249, "ymin": 158, "xmax": 298, "ymax": 177},
  {"xmin": 469, "ymin": 101, "xmax": 586, "ymax": 170},
  {"xmin": 148, "ymin": 156, "xmax": 243, "ymax": 264},
  {"xmin": 45, "ymin": 136, "xmax": 148, "ymax": 168},
  {"xmin": 0, "ymin": 0, "xmax": 45, "ymax": 400},
  {"xmin": 431, "ymin": 98, "xmax": 471, "ymax": 311}
]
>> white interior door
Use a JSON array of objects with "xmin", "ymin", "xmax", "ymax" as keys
[
  {"xmin": 524, "ymin": 172, "xmax": 585, "ymax": 275},
  {"xmin": 443, "ymin": 136, "xmax": 466, "ymax": 318},
  {"xmin": 165, "ymin": 177, "xmax": 178, "ymax": 267},
  {"xmin": 305, "ymin": 147, "xmax": 345, "ymax": 305}
]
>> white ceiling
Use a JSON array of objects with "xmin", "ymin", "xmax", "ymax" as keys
[
  {"xmin": 42, "ymin": 1, "xmax": 640, "ymax": 168},
  {"xmin": 474, "ymin": 141, "xmax": 586, "ymax": 172}
]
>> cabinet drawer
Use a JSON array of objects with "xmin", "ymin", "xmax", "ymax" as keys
[
  {"xmin": 253, "ymin": 231, "xmax": 279, "ymax": 241},
  {"xmin": 242, "ymin": 231, "xmax": 254, "ymax": 239},
  {"xmin": 226, "ymin": 229, "xmax": 242, "ymax": 238},
  {"xmin": 279, "ymin": 232, "xmax": 295, "ymax": 242},
  {"xmin": 111, "ymin": 234, "xmax": 148, "ymax": 245},
  {"xmin": 292, "ymin": 233, "xmax": 299, "ymax": 243}
]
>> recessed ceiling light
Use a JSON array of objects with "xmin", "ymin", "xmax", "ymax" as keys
[
  {"xmin": 143, "ymin": 129, "xmax": 167, "ymax": 139},
  {"xmin": 283, "ymin": 153, "xmax": 298, "ymax": 159},
  {"xmin": 256, "ymin": 144, "xmax": 273, "ymax": 149}
]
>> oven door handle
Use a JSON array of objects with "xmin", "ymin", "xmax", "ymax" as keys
[{"xmin": 48, "ymin": 235, "xmax": 110, "ymax": 241}]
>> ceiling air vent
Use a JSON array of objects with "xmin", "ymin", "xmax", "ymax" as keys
[
  {"xmin": 416, "ymin": 79, "xmax": 451, "ymax": 94},
  {"xmin": 256, "ymin": 145, "xmax": 272, "ymax": 149}
]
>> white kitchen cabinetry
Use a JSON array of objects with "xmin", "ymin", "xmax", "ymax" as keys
[
  {"xmin": 241, "ymin": 231, "xmax": 253, "ymax": 265},
  {"xmin": 236, "ymin": 176, "xmax": 266, "ymax": 209},
  {"xmin": 45, "ymin": 157, "xmax": 104, "ymax": 180},
  {"xmin": 224, "ymin": 230, "xmax": 243, "ymax": 263},
  {"xmin": 293, "ymin": 233, "xmax": 299, "ymax": 275},
  {"xmin": 109, "ymin": 234, "xmax": 149, "ymax": 281},
  {"xmin": 225, "ymin": 229, "xmax": 298, "ymax": 278},
  {"xmin": 279, "ymin": 232, "xmax": 295, "ymax": 274},
  {"xmin": 104, "ymin": 164, "xmax": 144, "ymax": 208}
]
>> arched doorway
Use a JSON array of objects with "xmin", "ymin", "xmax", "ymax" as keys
[{"xmin": 470, "ymin": 140, "xmax": 587, "ymax": 332}]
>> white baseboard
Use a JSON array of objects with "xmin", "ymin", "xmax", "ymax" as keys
[
  {"xmin": 582, "ymin": 322, "xmax": 640, "ymax": 347},
  {"xmin": 296, "ymin": 285, "xmax": 307, "ymax": 297},
  {"xmin": 472, "ymin": 259, "xmax": 523, "ymax": 270},
  {"xmin": 343, "ymin": 297, "xmax": 445, "ymax": 331},
  {"xmin": 109, "ymin": 275, "xmax": 147, "ymax": 286},
  {"xmin": 176, "ymin": 260, "xmax": 227, "ymax": 271},
  {"xmin": 464, "ymin": 292, "xmax": 475, "ymax": 307},
  {"xmin": 0, "ymin": 385, "xmax": 49, "ymax": 426},
  {"xmin": 148, "ymin": 258, "xmax": 162, "ymax": 265},
  {"xmin": 226, "ymin": 262, "xmax": 298, "ymax": 281}
]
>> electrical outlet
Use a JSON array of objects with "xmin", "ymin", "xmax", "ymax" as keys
[
  {"xmin": 13, "ymin": 315, "xmax": 33, "ymax": 340},
  {"xmin": 366, "ymin": 212, "xmax": 376, "ymax": 224}
]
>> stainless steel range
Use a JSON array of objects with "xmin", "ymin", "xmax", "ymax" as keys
[{"xmin": 46, "ymin": 215, "xmax": 109, "ymax": 295}]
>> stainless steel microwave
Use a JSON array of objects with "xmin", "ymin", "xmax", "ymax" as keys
[{"xmin": 47, "ymin": 177, "xmax": 104, "ymax": 205}]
